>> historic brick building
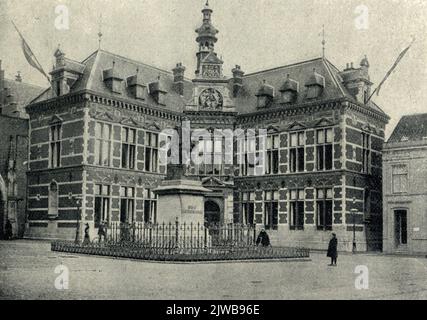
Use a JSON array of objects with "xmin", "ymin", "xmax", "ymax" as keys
[
  {"xmin": 383, "ymin": 113, "xmax": 427, "ymax": 255},
  {"xmin": 24, "ymin": 2, "xmax": 389, "ymax": 251},
  {"xmin": 0, "ymin": 60, "xmax": 44, "ymax": 238}
]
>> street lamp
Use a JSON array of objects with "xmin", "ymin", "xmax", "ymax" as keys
[
  {"xmin": 69, "ymin": 193, "xmax": 82, "ymax": 244},
  {"xmin": 351, "ymin": 197, "xmax": 357, "ymax": 253}
]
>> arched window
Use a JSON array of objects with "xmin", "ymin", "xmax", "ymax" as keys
[{"xmin": 48, "ymin": 181, "xmax": 59, "ymax": 219}]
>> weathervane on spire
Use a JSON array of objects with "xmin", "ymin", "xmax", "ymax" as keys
[
  {"xmin": 321, "ymin": 24, "xmax": 326, "ymax": 58},
  {"xmin": 97, "ymin": 14, "xmax": 103, "ymax": 49}
]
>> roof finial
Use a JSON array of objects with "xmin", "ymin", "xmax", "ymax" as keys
[
  {"xmin": 206, "ymin": 0, "xmax": 209, "ymax": 6},
  {"xmin": 321, "ymin": 24, "xmax": 326, "ymax": 58},
  {"xmin": 98, "ymin": 14, "xmax": 103, "ymax": 49}
]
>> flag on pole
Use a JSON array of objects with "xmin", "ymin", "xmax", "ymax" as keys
[
  {"xmin": 375, "ymin": 37, "xmax": 415, "ymax": 97},
  {"xmin": 11, "ymin": 20, "xmax": 50, "ymax": 84}
]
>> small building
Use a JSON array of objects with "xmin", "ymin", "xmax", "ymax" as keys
[
  {"xmin": 383, "ymin": 113, "xmax": 427, "ymax": 255},
  {"xmin": 0, "ymin": 60, "xmax": 44, "ymax": 238}
]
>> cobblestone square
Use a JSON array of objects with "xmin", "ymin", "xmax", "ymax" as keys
[{"xmin": 0, "ymin": 240, "xmax": 426, "ymax": 300}]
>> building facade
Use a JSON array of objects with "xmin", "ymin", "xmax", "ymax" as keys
[
  {"xmin": 383, "ymin": 113, "xmax": 427, "ymax": 255},
  {"xmin": 0, "ymin": 60, "xmax": 44, "ymax": 238},
  {"xmin": 24, "ymin": 3, "xmax": 389, "ymax": 251}
]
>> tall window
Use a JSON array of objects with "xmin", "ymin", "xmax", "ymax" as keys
[
  {"xmin": 48, "ymin": 181, "xmax": 59, "ymax": 218},
  {"xmin": 145, "ymin": 132, "xmax": 159, "ymax": 173},
  {"xmin": 120, "ymin": 186, "xmax": 135, "ymax": 223},
  {"xmin": 237, "ymin": 136, "xmax": 248, "ymax": 176},
  {"xmin": 289, "ymin": 189, "xmax": 305, "ymax": 230},
  {"xmin": 264, "ymin": 190, "xmax": 279, "ymax": 230},
  {"xmin": 121, "ymin": 127, "xmax": 136, "ymax": 169},
  {"xmin": 241, "ymin": 192, "xmax": 255, "ymax": 225},
  {"xmin": 316, "ymin": 188, "xmax": 333, "ymax": 230},
  {"xmin": 289, "ymin": 132, "xmax": 305, "ymax": 173},
  {"xmin": 361, "ymin": 132, "xmax": 370, "ymax": 173},
  {"xmin": 213, "ymin": 137, "xmax": 223, "ymax": 175},
  {"xmin": 266, "ymin": 134, "xmax": 279, "ymax": 174},
  {"xmin": 392, "ymin": 165, "xmax": 408, "ymax": 194},
  {"xmin": 245, "ymin": 136, "xmax": 259, "ymax": 176},
  {"xmin": 316, "ymin": 128, "xmax": 333, "ymax": 171},
  {"xmin": 143, "ymin": 189, "xmax": 157, "ymax": 224},
  {"xmin": 94, "ymin": 122, "xmax": 111, "ymax": 166},
  {"xmin": 50, "ymin": 124, "xmax": 62, "ymax": 168},
  {"xmin": 196, "ymin": 133, "xmax": 224, "ymax": 176},
  {"xmin": 94, "ymin": 185, "xmax": 110, "ymax": 228}
]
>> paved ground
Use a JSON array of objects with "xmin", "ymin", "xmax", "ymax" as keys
[{"xmin": 0, "ymin": 240, "xmax": 426, "ymax": 300}]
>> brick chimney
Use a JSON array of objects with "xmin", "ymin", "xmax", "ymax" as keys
[
  {"xmin": 172, "ymin": 63, "xmax": 186, "ymax": 96},
  {"xmin": 231, "ymin": 65, "xmax": 244, "ymax": 97}
]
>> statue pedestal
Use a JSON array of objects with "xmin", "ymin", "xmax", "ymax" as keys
[{"xmin": 154, "ymin": 179, "xmax": 212, "ymax": 224}]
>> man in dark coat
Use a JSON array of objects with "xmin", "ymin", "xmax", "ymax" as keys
[
  {"xmin": 5, "ymin": 219, "xmax": 13, "ymax": 240},
  {"xmin": 83, "ymin": 223, "xmax": 91, "ymax": 245},
  {"xmin": 98, "ymin": 221, "xmax": 106, "ymax": 243},
  {"xmin": 327, "ymin": 233, "xmax": 338, "ymax": 266},
  {"xmin": 256, "ymin": 229, "xmax": 271, "ymax": 247}
]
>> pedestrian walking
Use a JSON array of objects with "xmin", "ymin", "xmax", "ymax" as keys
[
  {"xmin": 327, "ymin": 233, "xmax": 338, "ymax": 266},
  {"xmin": 256, "ymin": 228, "xmax": 271, "ymax": 247}
]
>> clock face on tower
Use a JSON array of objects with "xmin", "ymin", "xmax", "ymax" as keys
[{"xmin": 199, "ymin": 88, "xmax": 223, "ymax": 110}]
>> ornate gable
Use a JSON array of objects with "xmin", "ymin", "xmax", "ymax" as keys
[
  {"xmin": 287, "ymin": 121, "xmax": 306, "ymax": 131},
  {"xmin": 314, "ymin": 117, "xmax": 335, "ymax": 128}
]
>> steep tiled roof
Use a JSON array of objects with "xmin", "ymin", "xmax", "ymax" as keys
[
  {"xmin": 233, "ymin": 58, "xmax": 346, "ymax": 113},
  {"xmin": 3, "ymin": 78, "xmax": 45, "ymax": 107},
  {"xmin": 30, "ymin": 51, "xmax": 387, "ymax": 118},
  {"xmin": 2, "ymin": 78, "xmax": 45, "ymax": 117},
  {"xmin": 32, "ymin": 50, "xmax": 193, "ymax": 113},
  {"xmin": 388, "ymin": 113, "xmax": 427, "ymax": 143}
]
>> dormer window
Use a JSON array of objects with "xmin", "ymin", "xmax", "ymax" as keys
[
  {"xmin": 149, "ymin": 75, "xmax": 168, "ymax": 106},
  {"xmin": 103, "ymin": 62, "xmax": 123, "ymax": 94},
  {"xmin": 127, "ymin": 70, "xmax": 146, "ymax": 100},
  {"xmin": 256, "ymin": 80, "xmax": 274, "ymax": 109},
  {"xmin": 280, "ymin": 74, "xmax": 299, "ymax": 103},
  {"xmin": 305, "ymin": 69, "xmax": 325, "ymax": 99}
]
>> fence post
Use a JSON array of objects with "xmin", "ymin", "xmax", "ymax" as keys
[
  {"xmin": 183, "ymin": 222, "xmax": 186, "ymax": 249},
  {"xmin": 253, "ymin": 225, "xmax": 257, "ymax": 245},
  {"xmin": 175, "ymin": 217, "xmax": 179, "ymax": 249},
  {"xmin": 204, "ymin": 226, "xmax": 208, "ymax": 249}
]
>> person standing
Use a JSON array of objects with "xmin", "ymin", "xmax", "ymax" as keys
[
  {"xmin": 83, "ymin": 223, "xmax": 91, "ymax": 245},
  {"xmin": 327, "ymin": 233, "xmax": 338, "ymax": 266},
  {"xmin": 98, "ymin": 221, "xmax": 106, "ymax": 243},
  {"xmin": 256, "ymin": 228, "xmax": 271, "ymax": 247},
  {"xmin": 5, "ymin": 219, "xmax": 13, "ymax": 240}
]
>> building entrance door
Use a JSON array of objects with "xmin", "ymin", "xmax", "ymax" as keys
[
  {"xmin": 394, "ymin": 210, "xmax": 408, "ymax": 246},
  {"xmin": 204, "ymin": 200, "xmax": 221, "ymax": 226}
]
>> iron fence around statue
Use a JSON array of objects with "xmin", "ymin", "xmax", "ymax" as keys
[
  {"xmin": 105, "ymin": 221, "xmax": 257, "ymax": 249},
  {"xmin": 51, "ymin": 222, "xmax": 310, "ymax": 261}
]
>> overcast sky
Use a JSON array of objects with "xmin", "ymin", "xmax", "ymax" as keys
[{"xmin": 1, "ymin": 0, "xmax": 426, "ymax": 138}]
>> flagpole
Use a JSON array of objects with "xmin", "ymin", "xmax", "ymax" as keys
[
  {"xmin": 11, "ymin": 20, "xmax": 51, "ymax": 84},
  {"xmin": 365, "ymin": 37, "xmax": 415, "ymax": 104}
]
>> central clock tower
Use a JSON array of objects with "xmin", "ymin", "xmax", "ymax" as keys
[{"xmin": 186, "ymin": 1, "xmax": 235, "ymax": 113}]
